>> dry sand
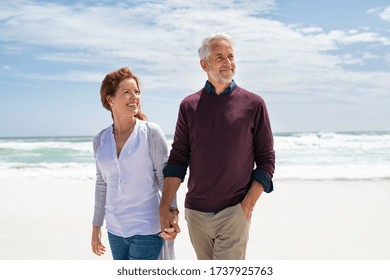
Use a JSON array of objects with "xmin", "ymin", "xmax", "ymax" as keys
[{"xmin": 1, "ymin": 177, "xmax": 389, "ymax": 260}]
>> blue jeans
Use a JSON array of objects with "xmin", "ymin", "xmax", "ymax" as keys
[{"xmin": 107, "ymin": 232, "xmax": 164, "ymax": 260}]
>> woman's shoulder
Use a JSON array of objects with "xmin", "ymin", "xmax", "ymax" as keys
[
  {"xmin": 138, "ymin": 120, "xmax": 163, "ymax": 133},
  {"xmin": 93, "ymin": 125, "xmax": 112, "ymax": 140},
  {"xmin": 92, "ymin": 126, "xmax": 112, "ymax": 152},
  {"xmin": 140, "ymin": 121, "xmax": 167, "ymax": 144}
]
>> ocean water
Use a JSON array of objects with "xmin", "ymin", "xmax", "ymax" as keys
[{"xmin": 0, "ymin": 131, "xmax": 389, "ymax": 181}]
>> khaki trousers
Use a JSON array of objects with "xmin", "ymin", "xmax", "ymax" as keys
[{"xmin": 185, "ymin": 203, "xmax": 250, "ymax": 260}]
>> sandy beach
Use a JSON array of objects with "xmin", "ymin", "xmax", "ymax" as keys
[{"xmin": 0, "ymin": 177, "xmax": 389, "ymax": 260}]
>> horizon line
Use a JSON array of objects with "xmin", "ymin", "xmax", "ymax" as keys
[{"xmin": 1, "ymin": 129, "xmax": 390, "ymax": 139}]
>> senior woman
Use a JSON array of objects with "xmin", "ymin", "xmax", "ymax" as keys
[{"xmin": 91, "ymin": 67, "xmax": 178, "ymax": 260}]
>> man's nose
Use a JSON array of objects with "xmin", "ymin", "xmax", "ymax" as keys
[{"xmin": 222, "ymin": 57, "xmax": 231, "ymax": 66}]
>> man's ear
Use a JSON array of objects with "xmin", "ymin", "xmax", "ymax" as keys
[{"xmin": 200, "ymin": 59, "xmax": 208, "ymax": 72}]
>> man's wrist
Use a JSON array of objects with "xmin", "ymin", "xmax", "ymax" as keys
[
  {"xmin": 160, "ymin": 203, "xmax": 171, "ymax": 211},
  {"xmin": 169, "ymin": 207, "xmax": 179, "ymax": 214}
]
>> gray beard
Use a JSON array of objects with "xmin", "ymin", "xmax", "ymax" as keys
[{"xmin": 209, "ymin": 69, "xmax": 235, "ymax": 84}]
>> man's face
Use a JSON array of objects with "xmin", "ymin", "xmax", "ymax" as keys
[{"xmin": 202, "ymin": 39, "xmax": 235, "ymax": 85}]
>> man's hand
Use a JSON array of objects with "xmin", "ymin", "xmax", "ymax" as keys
[
  {"xmin": 241, "ymin": 180, "xmax": 264, "ymax": 222},
  {"xmin": 240, "ymin": 201, "xmax": 253, "ymax": 222},
  {"xmin": 159, "ymin": 207, "xmax": 181, "ymax": 240},
  {"xmin": 159, "ymin": 177, "xmax": 182, "ymax": 240}
]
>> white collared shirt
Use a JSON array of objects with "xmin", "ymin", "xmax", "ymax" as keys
[{"xmin": 92, "ymin": 120, "xmax": 172, "ymax": 238}]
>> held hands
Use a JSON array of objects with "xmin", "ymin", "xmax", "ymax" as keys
[{"xmin": 159, "ymin": 207, "xmax": 181, "ymax": 241}]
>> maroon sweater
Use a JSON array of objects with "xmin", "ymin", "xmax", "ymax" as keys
[{"xmin": 164, "ymin": 85, "xmax": 275, "ymax": 212}]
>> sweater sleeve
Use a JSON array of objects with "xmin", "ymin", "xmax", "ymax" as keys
[
  {"xmin": 163, "ymin": 101, "xmax": 190, "ymax": 181},
  {"xmin": 147, "ymin": 122, "xmax": 178, "ymax": 208},
  {"xmin": 92, "ymin": 131, "xmax": 107, "ymax": 226},
  {"xmin": 252, "ymin": 99, "xmax": 275, "ymax": 193}
]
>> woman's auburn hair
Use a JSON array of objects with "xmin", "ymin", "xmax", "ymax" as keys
[{"xmin": 100, "ymin": 67, "xmax": 147, "ymax": 121}]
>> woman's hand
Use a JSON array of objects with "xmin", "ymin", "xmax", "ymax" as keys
[{"xmin": 91, "ymin": 225, "xmax": 106, "ymax": 256}]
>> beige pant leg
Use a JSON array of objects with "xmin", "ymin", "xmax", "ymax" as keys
[
  {"xmin": 185, "ymin": 208, "xmax": 214, "ymax": 260},
  {"xmin": 212, "ymin": 203, "xmax": 250, "ymax": 260},
  {"xmin": 185, "ymin": 204, "xmax": 251, "ymax": 260}
]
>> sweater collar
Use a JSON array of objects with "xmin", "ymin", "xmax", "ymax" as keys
[{"xmin": 204, "ymin": 80, "xmax": 237, "ymax": 95}]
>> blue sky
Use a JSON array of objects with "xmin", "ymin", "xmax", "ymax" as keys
[{"xmin": 0, "ymin": 0, "xmax": 389, "ymax": 137}]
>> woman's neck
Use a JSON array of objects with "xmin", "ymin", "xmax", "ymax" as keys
[{"xmin": 113, "ymin": 116, "xmax": 136, "ymax": 134}]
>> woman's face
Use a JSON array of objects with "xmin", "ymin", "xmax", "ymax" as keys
[{"xmin": 109, "ymin": 78, "xmax": 140, "ymax": 117}]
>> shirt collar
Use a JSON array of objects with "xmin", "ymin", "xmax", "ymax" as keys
[{"xmin": 204, "ymin": 80, "xmax": 237, "ymax": 95}]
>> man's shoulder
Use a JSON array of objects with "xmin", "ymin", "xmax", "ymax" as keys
[
  {"xmin": 181, "ymin": 89, "xmax": 203, "ymax": 104},
  {"xmin": 235, "ymin": 86, "xmax": 264, "ymax": 103}
]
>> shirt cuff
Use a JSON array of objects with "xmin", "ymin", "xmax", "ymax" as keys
[
  {"xmin": 163, "ymin": 164, "xmax": 187, "ymax": 182},
  {"xmin": 252, "ymin": 169, "xmax": 274, "ymax": 193},
  {"xmin": 92, "ymin": 207, "xmax": 105, "ymax": 227}
]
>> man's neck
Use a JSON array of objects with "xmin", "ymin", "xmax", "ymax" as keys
[
  {"xmin": 206, "ymin": 79, "xmax": 232, "ymax": 94},
  {"xmin": 204, "ymin": 80, "xmax": 238, "ymax": 96},
  {"xmin": 213, "ymin": 82, "xmax": 230, "ymax": 95}
]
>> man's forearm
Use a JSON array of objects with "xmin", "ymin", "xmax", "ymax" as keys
[
  {"xmin": 160, "ymin": 177, "xmax": 182, "ymax": 209},
  {"xmin": 241, "ymin": 180, "xmax": 264, "ymax": 215},
  {"xmin": 159, "ymin": 177, "xmax": 182, "ymax": 236}
]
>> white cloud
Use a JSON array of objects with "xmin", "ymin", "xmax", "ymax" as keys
[
  {"xmin": 299, "ymin": 27, "xmax": 323, "ymax": 34},
  {"xmin": 379, "ymin": 6, "xmax": 390, "ymax": 22},
  {"xmin": 367, "ymin": 6, "xmax": 390, "ymax": 22},
  {"xmin": 0, "ymin": 0, "xmax": 389, "ymax": 107},
  {"xmin": 29, "ymin": 70, "xmax": 103, "ymax": 83},
  {"xmin": 361, "ymin": 52, "xmax": 378, "ymax": 60},
  {"xmin": 366, "ymin": 8, "xmax": 377, "ymax": 14},
  {"xmin": 348, "ymin": 29, "xmax": 359, "ymax": 35},
  {"xmin": 385, "ymin": 53, "xmax": 390, "ymax": 65},
  {"xmin": 340, "ymin": 53, "xmax": 363, "ymax": 65},
  {"xmin": 323, "ymin": 30, "xmax": 390, "ymax": 45}
]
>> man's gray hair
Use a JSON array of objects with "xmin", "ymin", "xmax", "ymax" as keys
[{"xmin": 198, "ymin": 32, "xmax": 234, "ymax": 61}]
